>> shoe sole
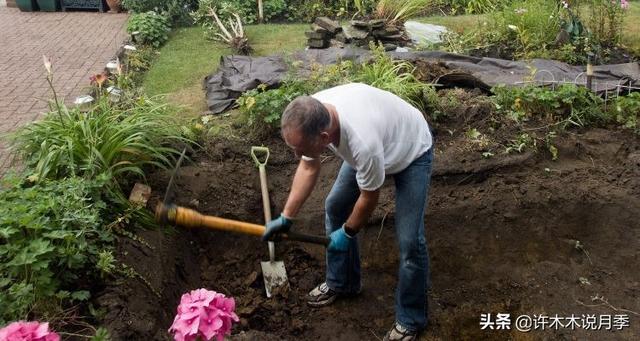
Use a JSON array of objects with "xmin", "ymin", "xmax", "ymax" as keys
[
  {"xmin": 307, "ymin": 294, "xmax": 338, "ymax": 307},
  {"xmin": 307, "ymin": 288, "xmax": 363, "ymax": 307}
]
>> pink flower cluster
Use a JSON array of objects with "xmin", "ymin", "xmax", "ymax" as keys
[
  {"xmin": 169, "ymin": 289, "xmax": 239, "ymax": 341},
  {"xmin": 0, "ymin": 321, "xmax": 60, "ymax": 341},
  {"xmin": 620, "ymin": 0, "xmax": 629, "ymax": 10}
]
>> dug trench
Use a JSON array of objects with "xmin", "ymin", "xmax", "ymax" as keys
[{"xmin": 97, "ymin": 125, "xmax": 640, "ymax": 340}]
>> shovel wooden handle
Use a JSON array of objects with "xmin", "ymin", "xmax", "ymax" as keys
[{"xmin": 159, "ymin": 204, "xmax": 329, "ymax": 246}]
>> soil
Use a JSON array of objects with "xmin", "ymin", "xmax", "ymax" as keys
[{"xmin": 96, "ymin": 91, "xmax": 640, "ymax": 340}]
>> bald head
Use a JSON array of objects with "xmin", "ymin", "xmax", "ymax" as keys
[{"xmin": 281, "ymin": 96, "xmax": 331, "ymax": 138}]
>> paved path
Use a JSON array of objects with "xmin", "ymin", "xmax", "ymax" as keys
[{"xmin": 0, "ymin": 7, "xmax": 128, "ymax": 173}]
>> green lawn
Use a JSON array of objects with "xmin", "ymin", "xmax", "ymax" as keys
[
  {"xmin": 144, "ymin": 6, "xmax": 640, "ymax": 115},
  {"xmin": 142, "ymin": 24, "xmax": 306, "ymax": 116},
  {"xmin": 621, "ymin": 1, "xmax": 640, "ymax": 55}
]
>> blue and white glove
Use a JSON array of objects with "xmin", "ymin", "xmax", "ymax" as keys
[
  {"xmin": 262, "ymin": 213, "xmax": 293, "ymax": 241},
  {"xmin": 328, "ymin": 225, "xmax": 355, "ymax": 252}
]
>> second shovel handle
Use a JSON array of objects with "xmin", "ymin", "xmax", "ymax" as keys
[{"xmin": 258, "ymin": 165, "xmax": 275, "ymax": 261}]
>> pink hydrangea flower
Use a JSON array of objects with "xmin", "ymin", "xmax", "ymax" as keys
[
  {"xmin": 169, "ymin": 289, "xmax": 239, "ymax": 341},
  {"xmin": 0, "ymin": 321, "xmax": 60, "ymax": 341}
]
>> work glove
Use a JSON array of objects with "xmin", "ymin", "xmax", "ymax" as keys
[
  {"xmin": 327, "ymin": 225, "xmax": 355, "ymax": 252},
  {"xmin": 262, "ymin": 213, "xmax": 293, "ymax": 241}
]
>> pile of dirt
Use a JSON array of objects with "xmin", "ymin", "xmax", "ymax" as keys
[{"xmin": 97, "ymin": 104, "xmax": 640, "ymax": 340}]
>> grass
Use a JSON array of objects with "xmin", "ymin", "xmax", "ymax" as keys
[
  {"xmin": 143, "ymin": 24, "xmax": 306, "ymax": 115},
  {"xmin": 621, "ymin": 1, "xmax": 640, "ymax": 55}
]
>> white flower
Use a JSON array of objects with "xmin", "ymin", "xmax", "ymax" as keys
[
  {"xmin": 201, "ymin": 115, "xmax": 212, "ymax": 125},
  {"xmin": 508, "ymin": 25, "xmax": 518, "ymax": 31},
  {"xmin": 42, "ymin": 55, "xmax": 52, "ymax": 74},
  {"xmin": 124, "ymin": 45, "xmax": 137, "ymax": 51}
]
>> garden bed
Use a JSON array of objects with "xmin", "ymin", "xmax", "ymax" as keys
[{"xmin": 96, "ymin": 107, "xmax": 640, "ymax": 339}]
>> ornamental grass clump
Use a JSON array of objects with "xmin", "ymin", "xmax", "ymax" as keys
[
  {"xmin": 11, "ymin": 95, "xmax": 188, "ymax": 182},
  {"xmin": 354, "ymin": 43, "xmax": 435, "ymax": 113},
  {"xmin": 374, "ymin": 0, "xmax": 435, "ymax": 24},
  {"xmin": 169, "ymin": 289, "xmax": 239, "ymax": 341}
]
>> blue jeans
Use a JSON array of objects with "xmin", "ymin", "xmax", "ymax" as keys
[{"xmin": 324, "ymin": 147, "xmax": 434, "ymax": 332}]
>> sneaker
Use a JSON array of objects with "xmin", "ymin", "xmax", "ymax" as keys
[
  {"xmin": 383, "ymin": 323, "xmax": 417, "ymax": 341},
  {"xmin": 307, "ymin": 282, "xmax": 338, "ymax": 307}
]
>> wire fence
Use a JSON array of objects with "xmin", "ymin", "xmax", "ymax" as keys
[{"xmin": 513, "ymin": 69, "xmax": 640, "ymax": 109}]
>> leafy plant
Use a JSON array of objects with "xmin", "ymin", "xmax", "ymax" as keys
[
  {"xmin": 492, "ymin": 84, "xmax": 608, "ymax": 128},
  {"xmin": 354, "ymin": 43, "xmax": 434, "ymax": 112},
  {"xmin": 505, "ymin": 132, "xmax": 535, "ymax": 153},
  {"xmin": 610, "ymin": 92, "xmax": 640, "ymax": 133},
  {"xmin": 0, "ymin": 175, "xmax": 113, "ymax": 324},
  {"xmin": 127, "ymin": 11, "xmax": 171, "ymax": 47},
  {"xmin": 237, "ymin": 82, "xmax": 308, "ymax": 129},
  {"xmin": 237, "ymin": 61, "xmax": 354, "ymax": 131}
]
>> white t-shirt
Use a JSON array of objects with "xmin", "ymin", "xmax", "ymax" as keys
[{"xmin": 311, "ymin": 83, "xmax": 432, "ymax": 191}]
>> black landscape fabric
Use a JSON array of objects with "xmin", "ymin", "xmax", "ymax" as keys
[{"xmin": 203, "ymin": 47, "xmax": 640, "ymax": 114}]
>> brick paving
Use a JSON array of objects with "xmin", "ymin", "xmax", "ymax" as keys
[{"xmin": 0, "ymin": 6, "xmax": 128, "ymax": 174}]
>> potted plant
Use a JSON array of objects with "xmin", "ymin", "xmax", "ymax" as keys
[
  {"xmin": 16, "ymin": 0, "xmax": 39, "ymax": 11},
  {"xmin": 36, "ymin": 0, "xmax": 60, "ymax": 11},
  {"xmin": 106, "ymin": 0, "xmax": 122, "ymax": 13}
]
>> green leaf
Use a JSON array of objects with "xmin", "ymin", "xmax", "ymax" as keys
[
  {"xmin": 8, "ymin": 239, "xmax": 54, "ymax": 266},
  {"xmin": 0, "ymin": 226, "xmax": 18, "ymax": 239},
  {"xmin": 71, "ymin": 290, "xmax": 91, "ymax": 301}
]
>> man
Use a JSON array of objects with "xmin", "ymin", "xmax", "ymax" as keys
[{"xmin": 262, "ymin": 83, "xmax": 434, "ymax": 341}]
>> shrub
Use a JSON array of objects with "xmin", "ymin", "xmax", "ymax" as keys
[
  {"xmin": 164, "ymin": 0, "xmax": 200, "ymax": 26},
  {"xmin": 122, "ymin": 0, "xmax": 165, "ymax": 12},
  {"xmin": 127, "ymin": 11, "xmax": 171, "ymax": 47},
  {"xmin": 0, "ymin": 175, "xmax": 113, "ymax": 324},
  {"xmin": 123, "ymin": 0, "xmax": 198, "ymax": 26}
]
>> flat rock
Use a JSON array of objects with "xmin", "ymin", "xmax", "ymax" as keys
[
  {"xmin": 369, "ymin": 19, "xmax": 385, "ymax": 28},
  {"xmin": 344, "ymin": 25, "xmax": 369, "ymax": 40},
  {"xmin": 129, "ymin": 183, "xmax": 151, "ymax": 206},
  {"xmin": 307, "ymin": 38, "xmax": 329, "ymax": 49},
  {"xmin": 383, "ymin": 43, "xmax": 397, "ymax": 51},
  {"xmin": 305, "ymin": 30, "xmax": 328, "ymax": 39},
  {"xmin": 311, "ymin": 23, "xmax": 329, "ymax": 33},
  {"xmin": 334, "ymin": 32, "xmax": 349, "ymax": 43},
  {"xmin": 350, "ymin": 20, "xmax": 369, "ymax": 28},
  {"xmin": 314, "ymin": 16, "xmax": 341, "ymax": 34}
]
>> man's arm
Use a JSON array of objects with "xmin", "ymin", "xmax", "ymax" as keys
[
  {"xmin": 282, "ymin": 157, "xmax": 321, "ymax": 218},
  {"xmin": 344, "ymin": 189, "xmax": 380, "ymax": 233}
]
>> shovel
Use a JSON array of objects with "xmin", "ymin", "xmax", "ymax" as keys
[{"xmin": 251, "ymin": 146, "xmax": 289, "ymax": 298}]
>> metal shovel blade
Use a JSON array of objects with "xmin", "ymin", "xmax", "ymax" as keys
[{"xmin": 261, "ymin": 259, "xmax": 289, "ymax": 298}]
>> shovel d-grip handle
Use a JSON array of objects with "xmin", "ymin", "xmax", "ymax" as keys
[{"xmin": 156, "ymin": 203, "xmax": 330, "ymax": 246}]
